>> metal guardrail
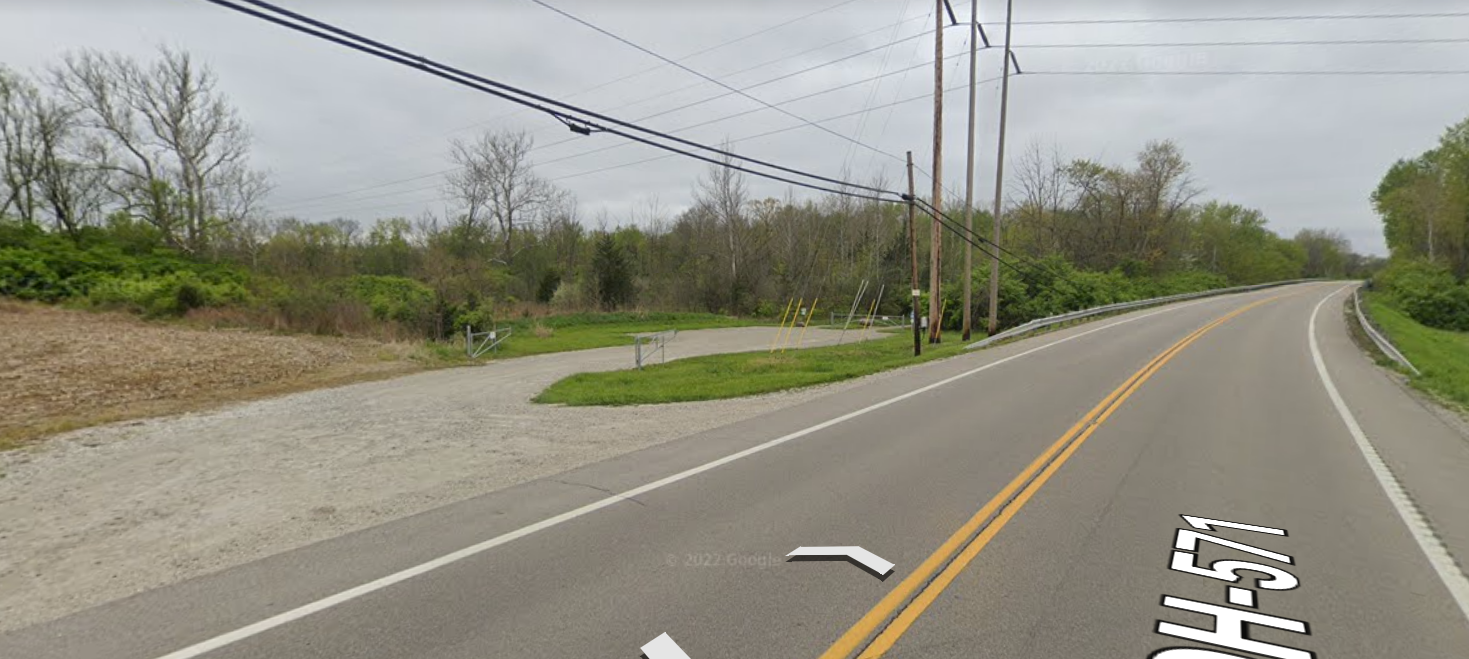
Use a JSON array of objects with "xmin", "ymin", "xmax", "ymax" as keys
[
  {"xmin": 965, "ymin": 279, "xmax": 1320, "ymax": 351},
  {"xmin": 1352, "ymin": 285, "xmax": 1421, "ymax": 376}
]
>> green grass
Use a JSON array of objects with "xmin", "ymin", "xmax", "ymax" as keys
[
  {"xmin": 1364, "ymin": 292, "xmax": 1469, "ymax": 409},
  {"xmin": 534, "ymin": 334, "xmax": 966, "ymax": 406},
  {"xmin": 481, "ymin": 312, "xmax": 763, "ymax": 359}
]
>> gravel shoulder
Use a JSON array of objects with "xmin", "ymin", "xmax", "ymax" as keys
[{"xmin": 0, "ymin": 325, "xmax": 881, "ymax": 632}]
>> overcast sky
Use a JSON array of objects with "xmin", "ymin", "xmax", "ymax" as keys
[{"xmin": 8, "ymin": 0, "xmax": 1469, "ymax": 255}]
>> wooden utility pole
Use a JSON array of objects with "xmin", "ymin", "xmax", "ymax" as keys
[
  {"xmin": 987, "ymin": 0, "xmax": 1015, "ymax": 335},
  {"xmin": 961, "ymin": 0, "xmax": 979, "ymax": 342},
  {"xmin": 928, "ymin": 0, "xmax": 944, "ymax": 344},
  {"xmin": 907, "ymin": 151, "xmax": 921, "ymax": 357}
]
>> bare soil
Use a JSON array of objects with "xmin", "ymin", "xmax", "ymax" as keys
[{"xmin": 0, "ymin": 301, "xmax": 432, "ymax": 449}]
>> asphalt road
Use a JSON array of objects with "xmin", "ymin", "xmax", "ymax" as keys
[{"xmin": 4, "ymin": 283, "xmax": 1467, "ymax": 659}]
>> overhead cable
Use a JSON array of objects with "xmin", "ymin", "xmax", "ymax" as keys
[{"xmin": 206, "ymin": 0, "xmax": 902, "ymax": 202}]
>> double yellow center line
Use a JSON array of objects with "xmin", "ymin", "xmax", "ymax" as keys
[{"xmin": 818, "ymin": 294, "xmax": 1286, "ymax": 659}]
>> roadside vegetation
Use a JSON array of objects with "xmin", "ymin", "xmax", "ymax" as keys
[
  {"xmin": 483, "ymin": 312, "xmax": 756, "ymax": 359},
  {"xmin": 1361, "ymin": 292, "xmax": 1469, "ymax": 410},
  {"xmin": 535, "ymin": 333, "xmax": 965, "ymax": 406},
  {"xmin": 2, "ymin": 48, "xmax": 1368, "ymax": 348},
  {"xmin": 0, "ymin": 46, "xmax": 1383, "ymax": 426},
  {"xmin": 1363, "ymin": 111, "xmax": 1469, "ymax": 410}
]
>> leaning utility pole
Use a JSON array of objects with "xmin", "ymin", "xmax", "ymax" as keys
[
  {"xmin": 987, "ymin": 0, "xmax": 1015, "ymax": 336},
  {"xmin": 928, "ymin": 0, "xmax": 945, "ymax": 344},
  {"xmin": 961, "ymin": 0, "xmax": 980, "ymax": 341},
  {"xmin": 907, "ymin": 151, "xmax": 922, "ymax": 357}
]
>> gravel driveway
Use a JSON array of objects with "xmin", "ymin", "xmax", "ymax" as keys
[{"xmin": 0, "ymin": 326, "xmax": 880, "ymax": 632}]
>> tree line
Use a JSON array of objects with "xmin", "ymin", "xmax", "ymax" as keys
[
  {"xmin": 2, "ymin": 47, "xmax": 1368, "ymax": 341},
  {"xmin": 1371, "ymin": 114, "xmax": 1469, "ymax": 330}
]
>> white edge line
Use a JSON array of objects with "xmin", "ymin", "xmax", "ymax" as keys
[
  {"xmin": 1309, "ymin": 284, "xmax": 1469, "ymax": 623},
  {"xmin": 152, "ymin": 295, "xmax": 1225, "ymax": 659}
]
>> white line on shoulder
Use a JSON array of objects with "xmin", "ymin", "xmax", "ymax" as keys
[
  {"xmin": 1308, "ymin": 284, "xmax": 1469, "ymax": 623},
  {"xmin": 151, "ymin": 295, "xmax": 1225, "ymax": 659}
]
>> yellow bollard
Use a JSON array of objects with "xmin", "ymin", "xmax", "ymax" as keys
[
  {"xmin": 770, "ymin": 297, "xmax": 795, "ymax": 353},
  {"xmin": 861, "ymin": 298, "xmax": 879, "ymax": 342},
  {"xmin": 778, "ymin": 297, "xmax": 804, "ymax": 353},
  {"xmin": 791, "ymin": 298, "xmax": 819, "ymax": 351}
]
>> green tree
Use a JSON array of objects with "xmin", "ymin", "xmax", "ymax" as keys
[
  {"xmin": 591, "ymin": 232, "xmax": 635, "ymax": 310},
  {"xmin": 1294, "ymin": 228, "xmax": 1351, "ymax": 279}
]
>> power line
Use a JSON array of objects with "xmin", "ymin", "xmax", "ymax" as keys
[
  {"xmin": 207, "ymin": 0, "xmax": 903, "ymax": 204},
  {"xmin": 842, "ymin": 0, "xmax": 917, "ymax": 173},
  {"xmin": 863, "ymin": 4, "xmax": 934, "ymax": 175},
  {"xmin": 526, "ymin": 0, "xmax": 913, "ymax": 170},
  {"xmin": 989, "ymin": 11, "xmax": 1469, "ymax": 26},
  {"xmin": 1028, "ymin": 70, "xmax": 1469, "ymax": 76},
  {"xmin": 274, "ymin": 16, "xmax": 950, "ymax": 210},
  {"xmin": 908, "ymin": 198, "xmax": 1054, "ymax": 292},
  {"xmin": 275, "ymin": 43, "xmax": 990, "ymax": 214},
  {"xmin": 299, "ymin": 75, "xmax": 1005, "ymax": 219},
  {"xmin": 909, "ymin": 197, "xmax": 1093, "ymax": 304},
  {"xmin": 1021, "ymin": 38, "xmax": 1469, "ymax": 48},
  {"xmin": 297, "ymin": 0, "xmax": 892, "ymax": 177}
]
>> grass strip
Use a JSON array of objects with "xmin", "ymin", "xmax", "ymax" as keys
[
  {"xmin": 485, "ymin": 313, "xmax": 760, "ymax": 359},
  {"xmin": 534, "ymin": 334, "xmax": 966, "ymax": 406},
  {"xmin": 1364, "ymin": 291, "xmax": 1469, "ymax": 409}
]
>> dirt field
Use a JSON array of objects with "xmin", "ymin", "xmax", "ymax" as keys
[
  {"xmin": 0, "ymin": 302, "xmax": 434, "ymax": 448},
  {"xmin": 0, "ymin": 321, "xmax": 881, "ymax": 632}
]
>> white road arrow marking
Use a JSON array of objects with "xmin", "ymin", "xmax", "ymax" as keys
[
  {"xmin": 786, "ymin": 546, "xmax": 895, "ymax": 576},
  {"xmin": 641, "ymin": 632, "xmax": 692, "ymax": 659}
]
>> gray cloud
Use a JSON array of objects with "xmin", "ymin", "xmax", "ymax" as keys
[{"xmin": 6, "ymin": 0, "xmax": 1469, "ymax": 254}]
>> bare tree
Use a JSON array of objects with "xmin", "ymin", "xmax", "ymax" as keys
[
  {"xmin": 0, "ymin": 65, "xmax": 109, "ymax": 236},
  {"xmin": 443, "ymin": 129, "xmax": 553, "ymax": 260},
  {"xmin": 693, "ymin": 153, "xmax": 757, "ymax": 310},
  {"xmin": 51, "ymin": 47, "xmax": 265, "ymax": 251},
  {"xmin": 0, "ymin": 65, "xmax": 40, "ymax": 223},
  {"xmin": 31, "ymin": 93, "xmax": 108, "ymax": 238},
  {"xmin": 1010, "ymin": 140, "xmax": 1071, "ymax": 254}
]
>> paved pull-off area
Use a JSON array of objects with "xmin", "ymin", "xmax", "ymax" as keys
[{"xmin": 3, "ymin": 284, "xmax": 1469, "ymax": 658}]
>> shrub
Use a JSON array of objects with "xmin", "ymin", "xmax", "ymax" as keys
[
  {"xmin": 0, "ymin": 248, "xmax": 63, "ymax": 301},
  {"xmin": 536, "ymin": 269, "xmax": 561, "ymax": 304},
  {"xmin": 86, "ymin": 271, "xmax": 249, "ymax": 317},
  {"xmin": 334, "ymin": 275, "xmax": 435, "ymax": 325},
  {"xmin": 0, "ymin": 220, "xmax": 250, "ymax": 306},
  {"xmin": 1376, "ymin": 259, "xmax": 1469, "ymax": 330},
  {"xmin": 453, "ymin": 305, "xmax": 498, "ymax": 333},
  {"xmin": 1146, "ymin": 270, "xmax": 1229, "ymax": 297}
]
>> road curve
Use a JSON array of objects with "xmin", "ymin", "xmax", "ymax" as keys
[{"xmin": 2, "ymin": 283, "xmax": 1467, "ymax": 659}]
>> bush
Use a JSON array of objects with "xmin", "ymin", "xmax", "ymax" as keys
[
  {"xmin": 0, "ymin": 220, "xmax": 250, "ymax": 307},
  {"xmin": 334, "ymin": 275, "xmax": 435, "ymax": 325},
  {"xmin": 550, "ymin": 278, "xmax": 590, "ymax": 311},
  {"xmin": 536, "ymin": 269, "xmax": 562, "ymax": 304},
  {"xmin": 1146, "ymin": 270, "xmax": 1229, "ymax": 298},
  {"xmin": 86, "ymin": 271, "xmax": 249, "ymax": 317},
  {"xmin": 0, "ymin": 248, "xmax": 64, "ymax": 301},
  {"xmin": 1377, "ymin": 259, "xmax": 1469, "ymax": 330},
  {"xmin": 453, "ymin": 305, "xmax": 497, "ymax": 333}
]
